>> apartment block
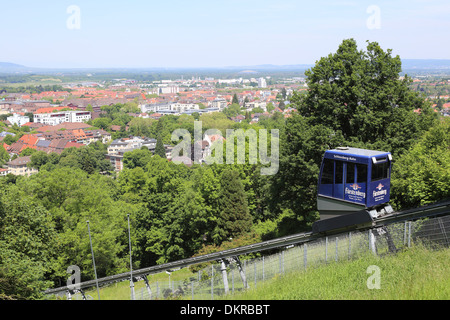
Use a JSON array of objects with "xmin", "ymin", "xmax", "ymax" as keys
[{"xmin": 34, "ymin": 110, "xmax": 91, "ymax": 126}]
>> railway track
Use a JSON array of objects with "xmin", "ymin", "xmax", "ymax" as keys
[{"xmin": 44, "ymin": 199, "xmax": 450, "ymax": 297}]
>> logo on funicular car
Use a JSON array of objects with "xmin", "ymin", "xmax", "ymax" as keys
[
  {"xmin": 373, "ymin": 183, "xmax": 387, "ymax": 198},
  {"xmin": 349, "ymin": 183, "xmax": 361, "ymax": 190},
  {"xmin": 345, "ymin": 183, "xmax": 365, "ymax": 199}
]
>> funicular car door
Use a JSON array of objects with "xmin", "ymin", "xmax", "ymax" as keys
[
  {"xmin": 368, "ymin": 156, "xmax": 391, "ymax": 207},
  {"xmin": 344, "ymin": 162, "xmax": 367, "ymax": 206},
  {"xmin": 333, "ymin": 160, "xmax": 344, "ymax": 199}
]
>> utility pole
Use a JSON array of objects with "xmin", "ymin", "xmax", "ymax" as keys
[
  {"xmin": 220, "ymin": 259, "xmax": 229, "ymax": 294},
  {"xmin": 86, "ymin": 220, "xmax": 100, "ymax": 300},
  {"xmin": 127, "ymin": 214, "xmax": 135, "ymax": 300}
]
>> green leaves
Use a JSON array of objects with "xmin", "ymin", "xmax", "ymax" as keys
[
  {"xmin": 295, "ymin": 39, "xmax": 436, "ymax": 154},
  {"xmin": 215, "ymin": 169, "xmax": 252, "ymax": 244},
  {"xmin": 0, "ymin": 185, "xmax": 56, "ymax": 299},
  {"xmin": 391, "ymin": 118, "xmax": 450, "ymax": 210}
]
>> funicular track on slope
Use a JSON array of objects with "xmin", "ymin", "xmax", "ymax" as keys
[{"xmin": 44, "ymin": 199, "xmax": 450, "ymax": 297}]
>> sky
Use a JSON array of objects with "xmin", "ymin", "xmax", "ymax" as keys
[{"xmin": 1, "ymin": 0, "xmax": 449, "ymax": 68}]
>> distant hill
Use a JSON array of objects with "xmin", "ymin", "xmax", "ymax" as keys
[
  {"xmin": 0, "ymin": 62, "xmax": 26, "ymax": 68},
  {"xmin": 1, "ymin": 60, "xmax": 450, "ymax": 75},
  {"xmin": 0, "ymin": 62, "xmax": 27, "ymax": 68},
  {"xmin": 0, "ymin": 62, "xmax": 32, "ymax": 73},
  {"xmin": 226, "ymin": 64, "xmax": 314, "ymax": 72},
  {"xmin": 227, "ymin": 60, "xmax": 450, "ymax": 73},
  {"xmin": 402, "ymin": 59, "xmax": 450, "ymax": 70}
]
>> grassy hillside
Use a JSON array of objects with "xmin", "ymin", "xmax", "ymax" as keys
[
  {"xmin": 75, "ymin": 245, "xmax": 449, "ymax": 300},
  {"xmin": 223, "ymin": 246, "xmax": 450, "ymax": 300}
]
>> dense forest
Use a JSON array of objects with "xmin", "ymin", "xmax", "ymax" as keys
[{"xmin": 1, "ymin": 39, "xmax": 449, "ymax": 300}]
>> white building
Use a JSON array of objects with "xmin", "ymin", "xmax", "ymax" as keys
[
  {"xmin": 7, "ymin": 113, "xmax": 30, "ymax": 127},
  {"xmin": 209, "ymin": 98, "xmax": 227, "ymax": 111},
  {"xmin": 257, "ymin": 77, "xmax": 267, "ymax": 88},
  {"xmin": 34, "ymin": 111, "xmax": 91, "ymax": 126},
  {"xmin": 140, "ymin": 102, "xmax": 199, "ymax": 114},
  {"xmin": 159, "ymin": 86, "xmax": 180, "ymax": 94}
]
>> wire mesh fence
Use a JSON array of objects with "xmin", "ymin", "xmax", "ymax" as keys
[{"xmin": 68, "ymin": 214, "xmax": 450, "ymax": 300}]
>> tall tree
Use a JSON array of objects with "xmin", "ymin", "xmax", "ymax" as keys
[
  {"xmin": 269, "ymin": 114, "xmax": 345, "ymax": 231},
  {"xmin": 291, "ymin": 38, "xmax": 437, "ymax": 156},
  {"xmin": 154, "ymin": 134, "xmax": 166, "ymax": 159},
  {"xmin": 232, "ymin": 93, "xmax": 239, "ymax": 105},
  {"xmin": 213, "ymin": 169, "xmax": 252, "ymax": 244}
]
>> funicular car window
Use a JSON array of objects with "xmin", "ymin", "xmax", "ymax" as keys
[
  {"xmin": 346, "ymin": 163, "xmax": 355, "ymax": 184},
  {"xmin": 321, "ymin": 159, "xmax": 333, "ymax": 184},
  {"xmin": 335, "ymin": 161, "xmax": 343, "ymax": 184},
  {"xmin": 356, "ymin": 164, "xmax": 367, "ymax": 183},
  {"xmin": 371, "ymin": 161, "xmax": 389, "ymax": 181}
]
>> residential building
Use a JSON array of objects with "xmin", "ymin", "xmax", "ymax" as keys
[
  {"xmin": 140, "ymin": 102, "xmax": 199, "ymax": 114},
  {"xmin": 159, "ymin": 86, "xmax": 180, "ymax": 94},
  {"xmin": 257, "ymin": 77, "xmax": 267, "ymax": 88},
  {"xmin": 7, "ymin": 113, "xmax": 30, "ymax": 127},
  {"xmin": 140, "ymin": 102, "xmax": 171, "ymax": 113},
  {"xmin": 209, "ymin": 98, "xmax": 227, "ymax": 111},
  {"xmin": 6, "ymin": 156, "xmax": 38, "ymax": 176},
  {"xmin": 84, "ymin": 129, "xmax": 111, "ymax": 144},
  {"xmin": 106, "ymin": 136, "xmax": 158, "ymax": 172},
  {"xmin": 0, "ymin": 168, "xmax": 10, "ymax": 176},
  {"xmin": 105, "ymin": 149, "xmax": 129, "ymax": 172},
  {"xmin": 34, "ymin": 110, "xmax": 91, "ymax": 126}
]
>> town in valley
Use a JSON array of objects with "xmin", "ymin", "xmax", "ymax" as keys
[{"xmin": 1, "ymin": 68, "xmax": 449, "ymax": 177}]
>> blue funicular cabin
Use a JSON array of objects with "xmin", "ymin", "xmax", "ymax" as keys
[{"xmin": 317, "ymin": 147, "xmax": 392, "ymax": 221}]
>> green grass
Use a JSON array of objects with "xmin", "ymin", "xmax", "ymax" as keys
[
  {"xmin": 78, "ymin": 267, "xmax": 194, "ymax": 300},
  {"xmin": 222, "ymin": 245, "xmax": 450, "ymax": 300},
  {"xmin": 67, "ymin": 245, "xmax": 450, "ymax": 300}
]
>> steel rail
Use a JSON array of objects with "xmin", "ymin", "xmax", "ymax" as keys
[
  {"xmin": 45, "ymin": 230, "xmax": 316, "ymax": 296},
  {"xmin": 374, "ymin": 199, "xmax": 450, "ymax": 227},
  {"xmin": 44, "ymin": 199, "xmax": 450, "ymax": 296}
]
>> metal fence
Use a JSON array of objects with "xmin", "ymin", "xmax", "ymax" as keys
[{"xmin": 69, "ymin": 215, "xmax": 450, "ymax": 300}]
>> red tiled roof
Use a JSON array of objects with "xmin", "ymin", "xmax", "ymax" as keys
[
  {"xmin": 35, "ymin": 106, "xmax": 72, "ymax": 114},
  {"xmin": 18, "ymin": 134, "xmax": 39, "ymax": 146},
  {"xmin": 65, "ymin": 141, "xmax": 84, "ymax": 149},
  {"xmin": 7, "ymin": 155, "xmax": 32, "ymax": 166},
  {"xmin": 37, "ymin": 122, "xmax": 92, "ymax": 132}
]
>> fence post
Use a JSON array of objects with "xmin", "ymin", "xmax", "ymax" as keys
[
  {"xmin": 404, "ymin": 221, "xmax": 407, "ymax": 246},
  {"xmin": 211, "ymin": 264, "xmax": 214, "ymax": 300},
  {"xmin": 348, "ymin": 232, "xmax": 352, "ymax": 259},
  {"xmin": 278, "ymin": 252, "xmax": 282, "ymax": 274},
  {"xmin": 262, "ymin": 256, "xmax": 265, "ymax": 281},
  {"xmin": 408, "ymin": 221, "xmax": 412, "ymax": 248},
  {"xmin": 325, "ymin": 236, "xmax": 328, "ymax": 262},
  {"xmin": 304, "ymin": 243, "xmax": 307, "ymax": 270},
  {"xmin": 438, "ymin": 218, "xmax": 450, "ymax": 247},
  {"xmin": 232, "ymin": 267, "xmax": 235, "ymax": 294},
  {"xmin": 254, "ymin": 261, "xmax": 257, "ymax": 288},
  {"xmin": 335, "ymin": 237, "xmax": 338, "ymax": 262},
  {"xmin": 369, "ymin": 229, "xmax": 377, "ymax": 255}
]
